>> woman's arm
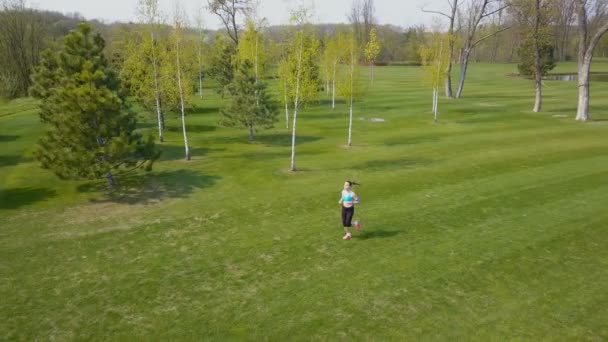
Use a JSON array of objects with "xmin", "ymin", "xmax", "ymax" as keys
[{"xmin": 353, "ymin": 192, "xmax": 359, "ymax": 204}]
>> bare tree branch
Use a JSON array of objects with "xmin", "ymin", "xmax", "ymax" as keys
[
  {"xmin": 472, "ymin": 25, "xmax": 511, "ymax": 47},
  {"xmin": 421, "ymin": 7, "xmax": 452, "ymax": 19}
]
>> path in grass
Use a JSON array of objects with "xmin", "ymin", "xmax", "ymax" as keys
[{"xmin": 1, "ymin": 63, "xmax": 608, "ymax": 340}]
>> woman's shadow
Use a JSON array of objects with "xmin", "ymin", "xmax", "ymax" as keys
[{"xmin": 355, "ymin": 229, "xmax": 401, "ymax": 240}]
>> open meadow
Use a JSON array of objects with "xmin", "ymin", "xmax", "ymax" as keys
[{"xmin": 1, "ymin": 63, "xmax": 608, "ymax": 340}]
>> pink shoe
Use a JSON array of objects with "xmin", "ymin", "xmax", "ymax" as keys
[
  {"xmin": 354, "ymin": 220, "xmax": 361, "ymax": 231},
  {"xmin": 343, "ymin": 233, "xmax": 352, "ymax": 240}
]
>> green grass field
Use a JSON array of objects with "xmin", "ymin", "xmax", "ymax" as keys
[{"xmin": 2, "ymin": 63, "xmax": 608, "ymax": 340}]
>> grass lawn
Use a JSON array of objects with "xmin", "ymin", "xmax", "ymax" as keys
[{"xmin": 1, "ymin": 63, "xmax": 608, "ymax": 340}]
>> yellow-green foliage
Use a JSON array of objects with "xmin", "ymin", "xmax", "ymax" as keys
[
  {"xmin": 236, "ymin": 20, "xmax": 268, "ymax": 79},
  {"xmin": 364, "ymin": 27, "xmax": 381, "ymax": 64},
  {"xmin": 337, "ymin": 32, "xmax": 365, "ymax": 101},
  {"xmin": 120, "ymin": 28, "xmax": 195, "ymax": 114},
  {"xmin": 279, "ymin": 29, "xmax": 321, "ymax": 108},
  {"xmin": 420, "ymin": 32, "xmax": 451, "ymax": 88}
]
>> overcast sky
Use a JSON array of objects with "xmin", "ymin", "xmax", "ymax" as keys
[{"xmin": 31, "ymin": 0, "xmax": 448, "ymax": 29}]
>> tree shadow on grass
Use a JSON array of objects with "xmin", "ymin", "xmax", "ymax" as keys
[
  {"xmin": 383, "ymin": 135, "xmax": 441, "ymax": 146},
  {"xmin": 77, "ymin": 169, "xmax": 221, "ymax": 205},
  {"xmin": 256, "ymin": 133, "xmax": 321, "ymax": 147},
  {"xmin": 240, "ymin": 149, "xmax": 323, "ymax": 161},
  {"xmin": 190, "ymin": 106, "xmax": 220, "ymax": 115},
  {"xmin": 355, "ymin": 229, "xmax": 402, "ymax": 240},
  {"xmin": 157, "ymin": 145, "xmax": 226, "ymax": 161},
  {"xmin": 0, "ymin": 187, "xmax": 57, "ymax": 210},
  {"xmin": 0, "ymin": 155, "xmax": 33, "ymax": 167},
  {"xmin": 201, "ymin": 133, "xmax": 322, "ymax": 147},
  {"xmin": 0, "ymin": 135, "xmax": 19, "ymax": 142},
  {"xmin": 166, "ymin": 124, "xmax": 217, "ymax": 133},
  {"xmin": 352, "ymin": 158, "xmax": 434, "ymax": 171}
]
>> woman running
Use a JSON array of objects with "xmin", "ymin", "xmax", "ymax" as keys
[{"xmin": 339, "ymin": 181, "xmax": 360, "ymax": 240}]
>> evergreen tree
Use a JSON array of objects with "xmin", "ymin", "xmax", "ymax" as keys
[
  {"xmin": 30, "ymin": 23, "xmax": 158, "ymax": 186},
  {"xmin": 207, "ymin": 35, "xmax": 236, "ymax": 96},
  {"xmin": 517, "ymin": 31, "xmax": 556, "ymax": 78},
  {"xmin": 220, "ymin": 61, "xmax": 278, "ymax": 141}
]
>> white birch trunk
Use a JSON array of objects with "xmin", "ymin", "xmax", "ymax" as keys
[
  {"xmin": 198, "ymin": 40, "xmax": 203, "ymax": 99},
  {"xmin": 433, "ymin": 87, "xmax": 439, "ymax": 122},
  {"xmin": 348, "ymin": 101, "xmax": 353, "ymax": 146},
  {"xmin": 332, "ymin": 61, "xmax": 337, "ymax": 109},
  {"xmin": 176, "ymin": 32, "xmax": 190, "ymax": 160},
  {"xmin": 532, "ymin": 0, "xmax": 542, "ymax": 113},
  {"xmin": 455, "ymin": 48, "xmax": 471, "ymax": 98},
  {"xmin": 284, "ymin": 81, "xmax": 289, "ymax": 129},
  {"xmin": 150, "ymin": 32, "xmax": 163, "ymax": 143},
  {"xmin": 432, "ymin": 88, "xmax": 437, "ymax": 113},
  {"xmin": 290, "ymin": 34, "xmax": 304, "ymax": 172}
]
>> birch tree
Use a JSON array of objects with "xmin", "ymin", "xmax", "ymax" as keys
[
  {"xmin": 420, "ymin": 32, "xmax": 450, "ymax": 122},
  {"xmin": 173, "ymin": 3, "xmax": 190, "ymax": 160},
  {"xmin": 194, "ymin": 6, "xmax": 206, "ymax": 99},
  {"xmin": 280, "ymin": 7, "xmax": 320, "ymax": 171},
  {"xmin": 364, "ymin": 27, "xmax": 380, "ymax": 83},
  {"xmin": 237, "ymin": 19, "xmax": 268, "ymax": 83},
  {"xmin": 337, "ymin": 32, "xmax": 363, "ymax": 146},
  {"xmin": 137, "ymin": 0, "xmax": 165, "ymax": 142},
  {"xmin": 277, "ymin": 56, "xmax": 291, "ymax": 129},
  {"xmin": 573, "ymin": 0, "xmax": 608, "ymax": 121},
  {"xmin": 323, "ymin": 33, "xmax": 347, "ymax": 109}
]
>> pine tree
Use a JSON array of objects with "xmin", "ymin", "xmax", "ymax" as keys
[
  {"xmin": 30, "ymin": 23, "xmax": 158, "ymax": 186},
  {"xmin": 220, "ymin": 61, "xmax": 278, "ymax": 141},
  {"xmin": 207, "ymin": 35, "xmax": 236, "ymax": 96}
]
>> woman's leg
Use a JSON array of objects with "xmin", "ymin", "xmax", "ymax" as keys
[
  {"xmin": 342, "ymin": 207, "xmax": 349, "ymax": 233},
  {"xmin": 343, "ymin": 207, "xmax": 354, "ymax": 238}
]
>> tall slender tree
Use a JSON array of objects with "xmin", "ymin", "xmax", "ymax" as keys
[
  {"xmin": 173, "ymin": 3, "xmax": 190, "ymax": 160},
  {"xmin": 137, "ymin": 0, "xmax": 165, "ymax": 142},
  {"xmin": 195, "ymin": 6, "xmax": 206, "ymax": 100},
  {"xmin": 364, "ymin": 27, "xmax": 380, "ymax": 83},
  {"xmin": 420, "ymin": 32, "xmax": 450, "ymax": 122},
  {"xmin": 323, "ymin": 33, "xmax": 347, "ymax": 109},
  {"xmin": 337, "ymin": 32, "xmax": 363, "ymax": 146},
  {"xmin": 280, "ymin": 7, "xmax": 320, "ymax": 171}
]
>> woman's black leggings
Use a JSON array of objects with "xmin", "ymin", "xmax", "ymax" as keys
[{"xmin": 342, "ymin": 206, "xmax": 355, "ymax": 227}]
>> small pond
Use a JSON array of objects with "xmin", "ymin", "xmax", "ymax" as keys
[{"xmin": 544, "ymin": 72, "xmax": 608, "ymax": 82}]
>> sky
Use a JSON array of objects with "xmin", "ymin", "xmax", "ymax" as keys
[{"xmin": 31, "ymin": 0, "xmax": 448, "ymax": 29}]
